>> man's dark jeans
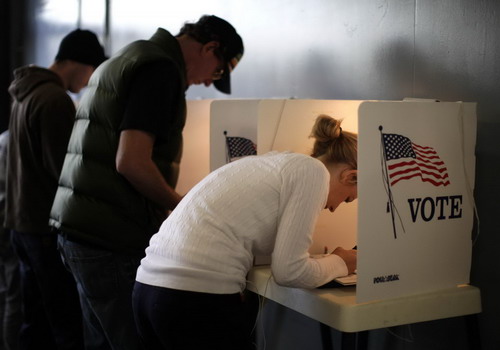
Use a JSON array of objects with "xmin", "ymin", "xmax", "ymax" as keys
[
  {"xmin": 58, "ymin": 234, "xmax": 143, "ymax": 350},
  {"xmin": 11, "ymin": 230, "xmax": 84, "ymax": 350}
]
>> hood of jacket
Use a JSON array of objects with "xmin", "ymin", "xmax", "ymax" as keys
[{"xmin": 8, "ymin": 66, "xmax": 64, "ymax": 102}]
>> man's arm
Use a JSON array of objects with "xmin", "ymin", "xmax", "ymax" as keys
[{"xmin": 115, "ymin": 129, "xmax": 182, "ymax": 211}]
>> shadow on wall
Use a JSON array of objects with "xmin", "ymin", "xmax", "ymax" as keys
[
  {"xmin": 372, "ymin": 39, "xmax": 416, "ymax": 100},
  {"xmin": 303, "ymin": 39, "xmax": 417, "ymax": 101}
]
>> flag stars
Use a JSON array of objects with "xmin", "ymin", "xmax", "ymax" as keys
[
  {"xmin": 383, "ymin": 134, "xmax": 416, "ymax": 160},
  {"xmin": 225, "ymin": 135, "xmax": 257, "ymax": 162}
]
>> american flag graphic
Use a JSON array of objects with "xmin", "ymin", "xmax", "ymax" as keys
[
  {"xmin": 225, "ymin": 135, "xmax": 257, "ymax": 162},
  {"xmin": 382, "ymin": 133, "xmax": 450, "ymax": 187}
]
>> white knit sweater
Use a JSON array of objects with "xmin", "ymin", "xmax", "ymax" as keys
[{"xmin": 136, "ymin": 151, "xmax": 348, "ymax": 294}]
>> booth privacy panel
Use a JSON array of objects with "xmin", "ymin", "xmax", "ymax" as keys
[{"xmin": 357, "ymin": 101, "xmax": 476, "ymax": 303}]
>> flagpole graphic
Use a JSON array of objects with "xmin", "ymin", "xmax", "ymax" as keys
[{"xmin": 379, "ymin": 126, "xmax": 399, "ymax": 239}]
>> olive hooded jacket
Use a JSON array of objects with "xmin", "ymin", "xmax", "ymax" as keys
[{"xmin": 6, "ymin": 66, "xmax": 75, "ymax": 234}]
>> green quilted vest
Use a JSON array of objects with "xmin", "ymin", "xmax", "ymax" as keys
[{"xmin": 49, "ymin": 28, "xmax": 187, "ymax": 253}]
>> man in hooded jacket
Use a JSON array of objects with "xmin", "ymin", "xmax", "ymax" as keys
[{"xmin": 5, "ymin": 29, "xmax": 106, "ymax": 349}]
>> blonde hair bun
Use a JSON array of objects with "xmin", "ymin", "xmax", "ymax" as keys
[{"xmin": 310, "ymin": 114, "xmax": 358, "ymax": 169}]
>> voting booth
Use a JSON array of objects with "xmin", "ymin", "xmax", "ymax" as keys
[
  {"xmin": 357, "ymin": 101, "xmax": 476, "ymax": 302},
  {"xmin": 179, "ymin": 99, "xmax": 477, "ymax": 303}
]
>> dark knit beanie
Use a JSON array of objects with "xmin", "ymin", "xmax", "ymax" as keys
[{"xmin": 55, "ymin": 29, "xmax": 107, "ymax": 68}]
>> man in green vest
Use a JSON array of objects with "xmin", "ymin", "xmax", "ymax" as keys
[{"xmin": 49, "ymin": 15, "xmax": 243, "ymax": 349}]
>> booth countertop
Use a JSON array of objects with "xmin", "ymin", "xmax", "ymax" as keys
[{"xmin": 246, "ymin": 266, "xmax": 481, "ymax": 333}]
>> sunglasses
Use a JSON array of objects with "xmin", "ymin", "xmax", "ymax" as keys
[{"xmin": 212, "ymin": 48, "xmax": 225, "ymax": 81}]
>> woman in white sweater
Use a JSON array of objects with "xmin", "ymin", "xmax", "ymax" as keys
[{"xmin": 133, "ymin": 115, "xmax": 358, "ymax": 349}]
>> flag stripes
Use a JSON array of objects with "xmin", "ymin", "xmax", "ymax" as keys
[{"xmin": 382, "ymin": 133, "xmax": 450, "ymax": 187}]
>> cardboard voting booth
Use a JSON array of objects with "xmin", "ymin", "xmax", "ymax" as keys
[
  {"xmin": 357, "ymin": 101, "xmax": 476, "ymax": 302},
  {"xmin": 180, "ymin": 99, "xmax": 477, "ymax": 303}
]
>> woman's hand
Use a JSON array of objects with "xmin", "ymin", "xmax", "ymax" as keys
[{"xmin": 332, "ymin": 247, "xmax": 357, "ymax": 274}]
